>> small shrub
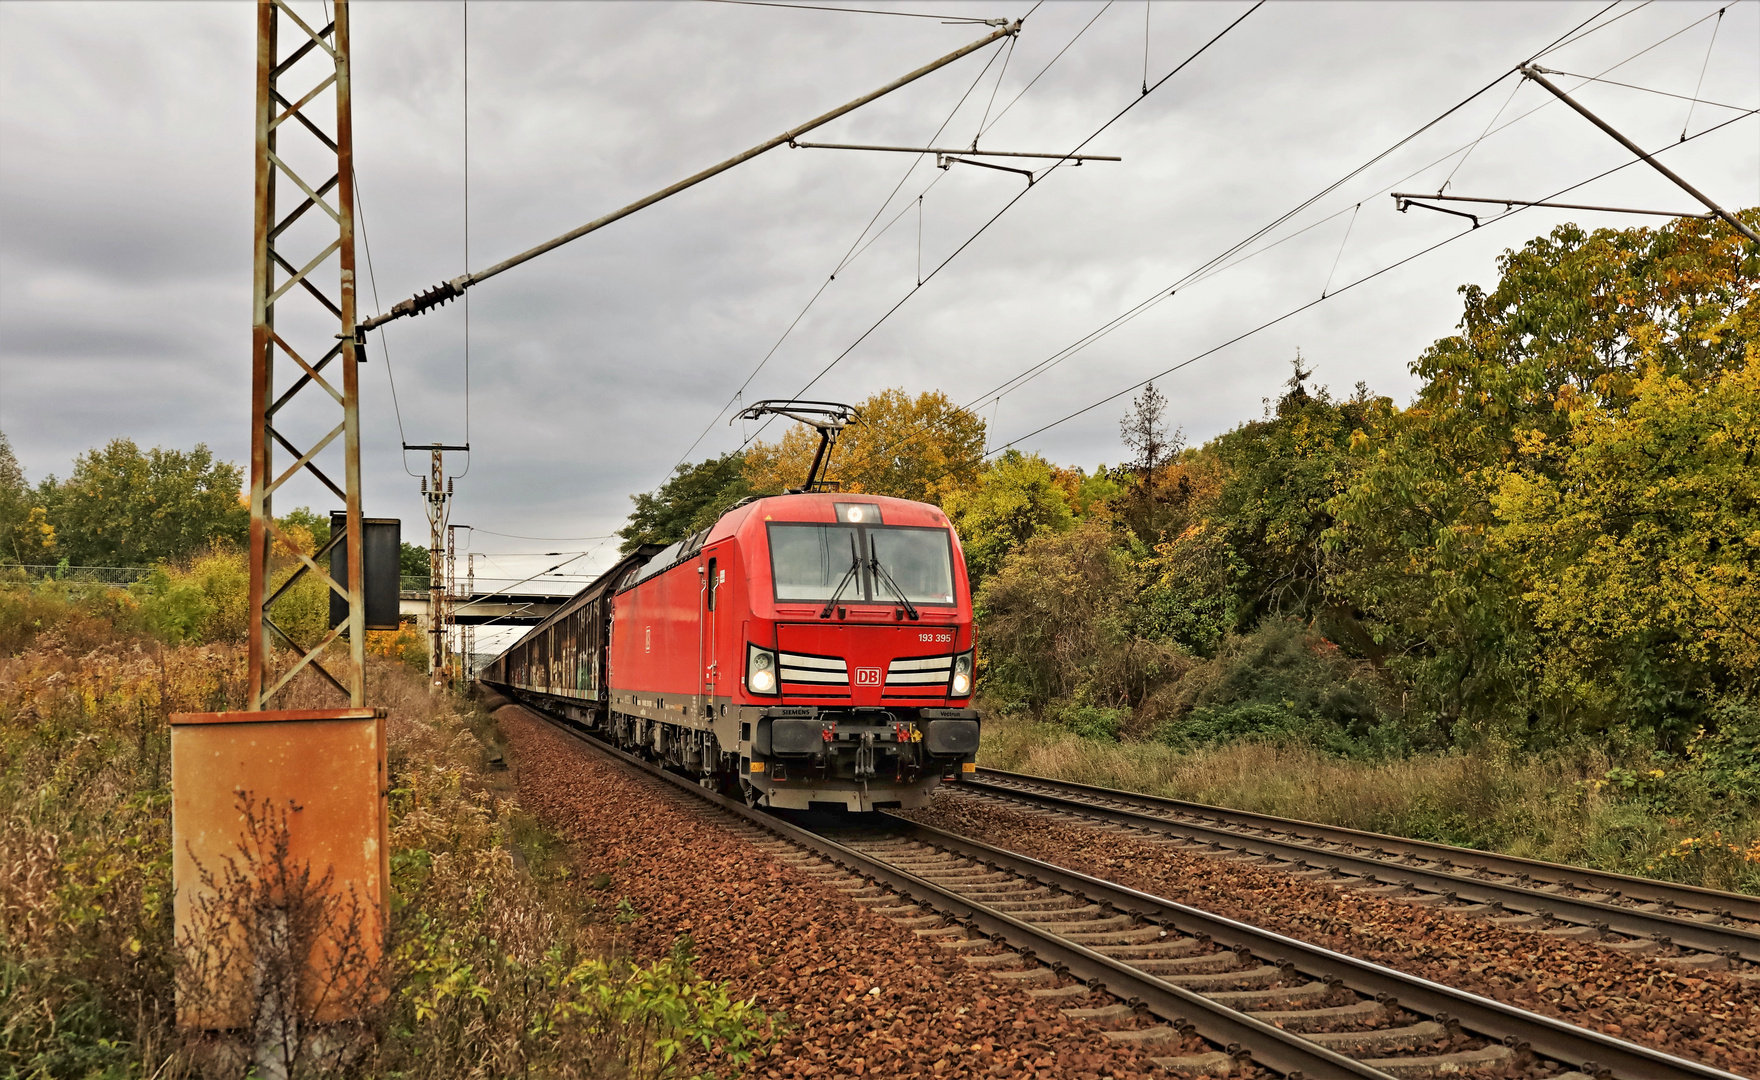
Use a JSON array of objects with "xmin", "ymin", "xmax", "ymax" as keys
[
  {"xmin": 1, "ymin": 639, "xmax": 776, "ymax": 1077},
  {"xmin": 1155, "ymin": 701, "xmax": 1307, "ymax": 750},
  {"xmin": 1048, "ymin": 702, "xmax": 1127, "ymax": 742},
  {"xmin": 979, "ymin": 522, "xmax": 1188, "ymax": 726}
]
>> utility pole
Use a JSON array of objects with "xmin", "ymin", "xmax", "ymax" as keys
[
  {"xmin": 170, "ymin": 1, "xmax": 389, "ymax": 1052},
  {"xmin": 445, "ymin": 523, "xmax": 469, "ymax": 688},
  {"xmin": 245, "ymin": 0, "xmax": 366, "ymax": 706},
  {"xmin": 1520, "ymin": 65, "xmax": 1760, "ymax": 246},
  {"xmin": 462, "ymin": 552, "xmax": 477, "ymax": 685},
  {"xmin": 411, "ymin": 443, "xmax": 466, "ymax": 688}
]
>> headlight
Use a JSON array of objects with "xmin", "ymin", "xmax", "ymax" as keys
[
  {"xmin": 747, "ymin": 644, "xmax": 778, "ymax": 695},
  {"xmin": 950, "ymin": 651, "xmax": 973, "ymax": 697}
]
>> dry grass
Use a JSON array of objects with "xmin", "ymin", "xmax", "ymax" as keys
[
  {"xmin": 1, "ymin": 630, "xmax": 770, "ymax": 1079},
  {"xmin": 979, "ymin": 710, "xmax": 1760, "ymax": 894}
]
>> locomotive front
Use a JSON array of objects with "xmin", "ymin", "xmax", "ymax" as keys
[
  {"xmin": 601, "ymin": 490, "xmax": 978, "ymax": 811},
  {"xmin": 733, "ymin": 493, "xmax": 979, "ymax": 810}
]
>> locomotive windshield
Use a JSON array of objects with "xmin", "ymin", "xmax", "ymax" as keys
[{"xmin": 767, "ymin": 523, "xmax": 956, "ymax": 606}]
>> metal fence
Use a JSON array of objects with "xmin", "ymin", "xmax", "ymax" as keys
[{"xmin": 1, "ymin": 565, "xmax": 152, "ymax": 586}]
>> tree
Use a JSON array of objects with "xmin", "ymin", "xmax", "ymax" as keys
[
  {"xmin": 0, "ymin": 431, "xmax": 54, "ymax": 565},
  {"xmin": 618, "ymin": 452, "xmax": 751, "ymax": 554},
  {"xmin": 1211, "ymin": 362, "xmax": 1388, "ymax": 633},
  {"xmin": 943, "ymin": 450, "xmax": 1073, "ymax": 588},
  {"xmin": 742, "ymin": 389, "xmax": 986, "ymax": 504},
  {"xmin": 1490, "ymin": 357, "xmax": 1760, "ymax": 739},
  {"xmin": 1327, "ymin": 213, "xmax": 1759, "ymax": 744},
  {"xmin": 1118, "ymin": 381, "xmax": 1182, "ymax": 538},
  {"xmin": 978, "ymin": 520, "xmax": 1182, "ymax": 719},
  {"xmin": 401, "ymin": 542, "xmax": 431, "ymax": 581},
  {"xmin": 49, "ymin": 439, "xmax": 247, "ymax": 566}
]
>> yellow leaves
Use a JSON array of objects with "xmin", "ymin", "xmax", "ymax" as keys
[
  {"xmin": 744, "ymin": 388, "xmax": 985, "ymax": 505},
  {"xmin": 1488, "ymin": 351, "xmax": 1760, "ymax": 684}
]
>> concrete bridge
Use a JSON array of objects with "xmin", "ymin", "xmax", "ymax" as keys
[{"xmin": 398, "ymin": 590, "xmax": 575, "ymax": 627}]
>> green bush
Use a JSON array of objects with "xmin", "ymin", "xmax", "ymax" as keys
[
  {"xmin": 1048, "ymin": 702, "xmax": 1128, "ymax": 742},
  {"xmin": 1155, "ymin": 701, "xmax": 1306, "ymax": 750},
  {"xmin": 978, "ymin": 521, "xmax": 1187, "ymax": 725},
  {"xmin": 1142, "ymin": 619, "xmax": 1408, "ymax": 757}
]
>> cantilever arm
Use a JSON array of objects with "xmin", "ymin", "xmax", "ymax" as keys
[
  {"xmin": 356, "ymin": 22, "xmax": 1019, "ymax": 335},
  {"xmin": 1519, "ymin": 65, "xmax": 1758, "ymax": 246}
]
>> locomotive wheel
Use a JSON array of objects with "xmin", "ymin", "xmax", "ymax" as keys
[{"xmin": 739, "ymin": 777, "xmax": 760, "ymax": 808}]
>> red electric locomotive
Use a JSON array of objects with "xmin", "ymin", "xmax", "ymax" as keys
[{"xmin": 481, "ymin": 403, "xmax": 981, "ymax": 811}]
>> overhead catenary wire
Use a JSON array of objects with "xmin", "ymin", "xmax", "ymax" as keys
[
  {"xmin": 815, "ymin": 2, "xmax": 1740, "ymax": 484},
  {"xmin": 456, "ymin": 0, "xmax": 473, "ymax": 479},
  {"xmin": 451, "ymin": 551, "xmax": 593, "ymax": 614},
  {"xmin": 469, "ymin": 528, "xmax": 616, "ymax": 541},
  {"xmin": 983, "ymin": 110, "xmax": 1757, "ymax": 461},
  {"xmin": 979, "ymin": 1, "xmax": 1113, "ymax": 139},
  {"xmin": 1178, "ymin": 17, "xmax": 1754, "ymax": 294},
  {"xmin": 837, "ymin": 108, "xmax": 1757, "ymax": 505},
  {"xmin": 1681, "ymin": 5, "xmax": 1726, "ymax": 139},
  {"xmin": 735, "ymin": 2, "xmax": 1262, "ymax": 469},
  {"xmin": 658, "ymin": 32, "xmax": 1017, "ymax": 476},
  {"xmin": 701, "ymin": 0, "xmax": 1004, "ymax": 22},
  {"xmin": 958, "ymin": 2, "xmax": 1638, "ymax": 413},
  {"xmin": 956, "ymin": 0, "xmax": 1736, "ymax": 410},
  {"xmin": 781, "ymin": 0, "xmax": 1267, "ymax": 406}
]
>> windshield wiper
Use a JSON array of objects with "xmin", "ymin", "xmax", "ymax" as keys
[
  {"xmin": 820, "ymin": 533, "xmax": 861, "ymax": 619},
  {"xmin": 868, "ymin": 534, "xmax": 919, "ymax": 621}
]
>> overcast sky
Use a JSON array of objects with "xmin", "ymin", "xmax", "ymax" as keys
[{"xmin": 3, "ymin": 0, "xmax": 1756, "ymax": 651}]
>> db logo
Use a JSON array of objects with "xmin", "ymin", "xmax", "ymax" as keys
[{"xmin": 854, "ymin": 667, "xmax": 881, "ymax": 686}]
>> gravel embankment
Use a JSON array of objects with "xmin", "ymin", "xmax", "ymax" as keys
[
  {"xmin": 496, "ymin": 706, "xmax": 1192, "ymax": 1080},
  {"xmin": 905, "ymin": 790, "xmax": 1760, "ymax": 1076}
]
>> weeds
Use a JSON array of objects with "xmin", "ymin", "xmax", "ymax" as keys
[
  {"xmin": 977, "ymin": 708, "xmax": 1760, "ymax": 894},
  {"xmin": 1, "ymin": 619, "xmax": 772, "ymax": 1077}
]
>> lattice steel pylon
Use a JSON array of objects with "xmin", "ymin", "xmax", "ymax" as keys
[{"xmin": 247, "ymin": 0, "xmax": 365, "ymax": 709}]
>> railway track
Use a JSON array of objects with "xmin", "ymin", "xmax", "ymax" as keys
[
  {"xmin": 513, "ymin": 702, "xmax": 1740, "ymax": 1080},
  {"xmin": 961, "ymin": 769, "xmax": 1760, "ymax": 969}
]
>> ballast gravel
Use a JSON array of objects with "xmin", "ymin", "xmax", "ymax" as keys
[
  {"xmin": 904, "ymin": 790, "xmax": 1760, "ymax": 1077},
  {"xmin": 495, "ymin": 706, "xmax": 1187, "ymax": 1080}
]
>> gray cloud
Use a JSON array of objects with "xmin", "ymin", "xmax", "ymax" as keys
[{"xmin": 4, "ymin": 0, "xmax": 1755, "ymax": 599}]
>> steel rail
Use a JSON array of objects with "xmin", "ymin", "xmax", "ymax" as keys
[
  {"xmin": 968, "ymin": 769, "xmax": 1760, "ymax": 962},
  {"xmin": 881, "ymin": 816, "xmax": 1743, "ymax": 1080},
  {"xmin": 509, "ymin": 699, "xmax": 1737, "ymax": 1080},
  {"xmin": 511, "ymin": 705, "xmax": 1389, "ymax": 1080}
]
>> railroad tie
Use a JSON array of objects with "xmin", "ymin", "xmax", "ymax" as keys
[
  {"xmin": 1301, "ymin": 1019, "xmax": 1445, "ymax": 1054},
  {"xmin": 1357, "ymin": 1043, "xmax": 1513, "ymax": 1078},
  {"xmin": 1245, "ymin": 998, "xmax": 1386, "ymax": 1031},
  {"xmin": 1151, "ymin": 1051, "xmax": 1238, "ymax": 1076}
]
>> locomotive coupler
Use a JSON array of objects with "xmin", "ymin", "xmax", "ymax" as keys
[{"xmin": 855, "ymin": 731, "xmax": 877, "ymax": 778}]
